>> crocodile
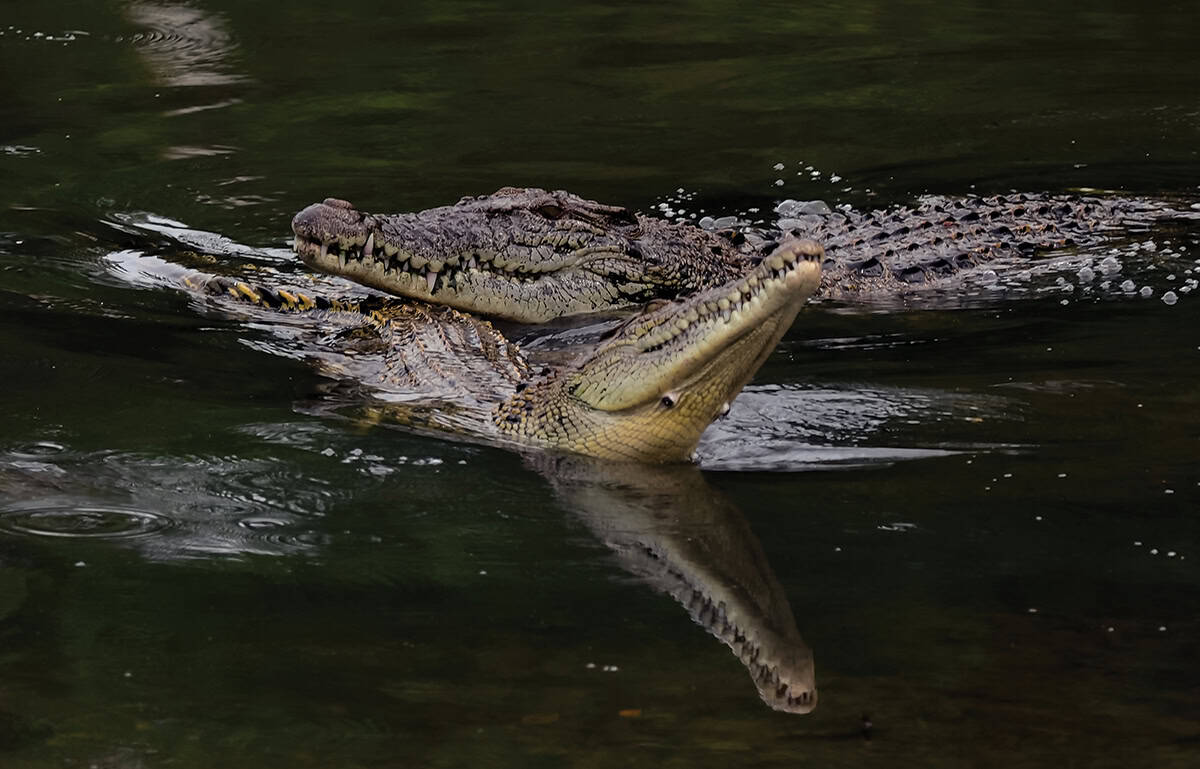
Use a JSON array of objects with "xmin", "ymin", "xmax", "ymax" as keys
[
  {"xmin": 292, "ymin": 186, "xmax": 1176, "ymax": 322},
  {"xmin": 117, "ymin": 236, "xmax": 823, "ymax": 463}
]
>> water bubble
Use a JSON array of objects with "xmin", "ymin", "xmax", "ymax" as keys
[
  {"xmin": 1120, "ymin": 279, "xmax": 1136, "ymax": 292},
  {"xmin": 772, "ymin": 163, "xmax": 784, "ymax": 171},
  {"xmin": 1162, "ymin": 291, "xmax": 1178, "ymax": 305},
  {"xmin": 1077, "ymin": 266, "xmax": 1095, "ymax": 282},
  {"xmin": 1139, "ymin": 286, "xmax": 1153, "ymax": 298},
  {"xmin": 1099, "ymin": 256, "xmax": 1121, "ymax": 274},
  {"xmin": 774, "ymin": 179, "xmax": 785, "ymax": 187}
]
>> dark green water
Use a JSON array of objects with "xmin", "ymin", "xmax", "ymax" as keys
[{"xmin": 2, "ymin": 1, "xmax": 1199, "ymax": 767}]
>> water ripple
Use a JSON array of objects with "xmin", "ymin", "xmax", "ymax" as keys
[
  {"xmin": 0, "ymin": 444, "xmax": 340, "ymax": 560},
  {"xmin": 0, "ymin": 503, "xmax": 172, "ymax": 540},
  {"xmin": 123, "ymin": 2, "xmax": 248, "ymax": 87}
]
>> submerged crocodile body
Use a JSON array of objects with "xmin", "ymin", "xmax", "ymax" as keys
[{"xmin": 292, "ymin": 187, "xmax": 1169, "ymax": 322}]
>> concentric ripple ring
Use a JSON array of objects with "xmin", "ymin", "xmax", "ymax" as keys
[{"xmin": 0, "ymin": 504, "xmax": 173, "ymax": 540}]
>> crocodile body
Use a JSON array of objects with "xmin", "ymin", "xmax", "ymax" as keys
[
  {"xmin": 134, "ymin": 237, "xmax": 823, "ymax": 463},
  {"xmin": 293, "ymin": 187, "xmax": 1168, "ymax": 322}
]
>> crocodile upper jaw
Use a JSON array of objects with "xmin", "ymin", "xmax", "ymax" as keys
[{"xmin": 292, "ymin": 193, "xmax": 666, "ymax": 322}]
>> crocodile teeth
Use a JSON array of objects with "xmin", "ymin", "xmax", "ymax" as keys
[
  {"xmin": 425, "ymin": 269, "xmax": 437, "ymax": 293},
  {"xmin": 467, "ymin": 255, "xmax": 478, "ymax": 271},
  {"xmin": 363, "ymin": 232, "xmax": 374, "ymax": 258},
  {"xmin": 319, "ymin": 242, "xmax": 328, "ymax": 259}
]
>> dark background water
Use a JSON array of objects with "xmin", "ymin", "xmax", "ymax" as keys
[{"xmin": 2, "ymin": 1, "xmax": 1199, "ymax": 767}]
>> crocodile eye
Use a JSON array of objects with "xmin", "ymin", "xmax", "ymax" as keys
[
  {"xmin": 660, "ymin": 393, "xmax": 677, "ymax": 409},
  {"xmin": 536, "ymin": 203, "xmax": 565, "ymax": 219}
]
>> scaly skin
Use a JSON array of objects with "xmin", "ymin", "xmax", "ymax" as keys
[
  {"xmin": 493, "ymin": 240, "xmax": 822, "ymax": 461},
  {"xmin": 292, "ymin": 188, "xmax": 748, "ymax": 323},
  {"xmin": 152, "ymin": 238, "xmax": 823, "ymax": 463},
  {"xmin": 292, "ymin": 187, "xmax": 1169, "ymax": 322}
]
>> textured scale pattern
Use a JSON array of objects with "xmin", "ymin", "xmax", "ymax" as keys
[
  {"xmin": 783, "ymin": 193, "xmax": 1162, "ymax": 299},
  {"xmin": 293, "ymin": 188, "xmax": 1185, "ymax": 321}
]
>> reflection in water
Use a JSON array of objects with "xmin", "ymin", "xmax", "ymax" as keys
[
  {"xmin": 1, "ymin": 440, "xmax": 818, "ymax": 714},
  {"xmin": 124, "ymin": 2, "xmax": 247, "ymax": 87},
  {"xmin": 531, "ymin": 454, "xmax": 816, "ymax": 714}
]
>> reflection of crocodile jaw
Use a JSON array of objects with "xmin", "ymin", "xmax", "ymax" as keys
[{"xmin": 534, "ymin": 455, "xmax": 816, "ymax": 714}]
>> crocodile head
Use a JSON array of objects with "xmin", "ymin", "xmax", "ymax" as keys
[
  {"xmin": 495, "ymin": 239, "xmax": 823, "ymax": 462},
  {"xmin": 291, "ymin": 188, "xmax": 746, "ymax": 323}
]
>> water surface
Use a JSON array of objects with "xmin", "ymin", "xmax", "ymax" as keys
[{"xmin": 2, "ymin": 1, "xmax": 1199, "ymax": 767}]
